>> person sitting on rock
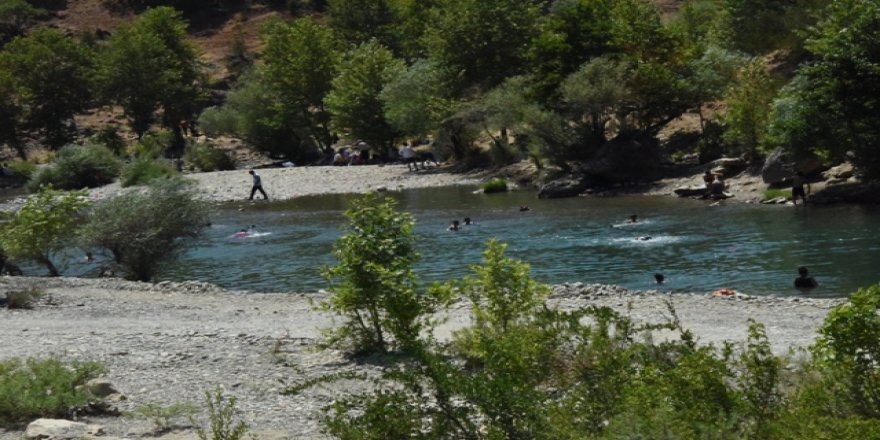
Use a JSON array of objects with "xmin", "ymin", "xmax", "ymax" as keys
[{"xmin": 794, "ymin": 266, "xmax": 818, "ymax": 289}]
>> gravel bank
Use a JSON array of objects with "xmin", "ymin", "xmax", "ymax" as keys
[
  {"xmin": 91, "ymin": 165, "xmax": 484, "ymax": 203},
  {"xmin": 0, "ymin": 277, "xmax": 845, "ymax": 440}
]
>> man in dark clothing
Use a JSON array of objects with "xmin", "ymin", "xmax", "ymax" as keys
[
  {"xmin": 792, "ymin": 171, "xmax": 810, "ymax": 205},
  {"xmin": 248, "ymin": 170, "xmax": 268, "ymax": 200},
  {"xmin": 794, "ymin": 266, "xmax": 818, "ymax": 289}
]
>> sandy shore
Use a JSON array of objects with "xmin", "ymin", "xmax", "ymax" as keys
[{"xmin": 0, "ymin": 277, "xmax": 845, "ymax": 440}]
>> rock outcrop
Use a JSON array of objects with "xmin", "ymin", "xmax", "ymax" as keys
[
  {"xmin": 761, "ymin": 148, "xmax": 825, "ymax": 184},
  {"xmin": 538, "ymin": 175, "xmax": 590, "ymax": 199}
]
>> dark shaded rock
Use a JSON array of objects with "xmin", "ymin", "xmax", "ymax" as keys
[
  {"xmin": 761, "ymin": 148, "xmax": 825, "ymax": 184},
  {"xmin": 709, "ymin": 157, "xmax": 747, "ymax": 178},
  {"xmin": 810, "ymin": 181, "xmax": 880, "ymax": 204},
  {"xmin": 674, "ymin": 186, "xmax": 708, "ymax": 197},
  {"xmin": 582, "ymin": 133, "xmax": 662, "ymax": 183},
  {"xmin": 538, "ymin": 175, "xmax": 590, "ymax": 199}
]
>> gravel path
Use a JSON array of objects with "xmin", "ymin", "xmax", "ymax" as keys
[{"xmin": 0, "ymin": 277, "xmax": 845, "ymax": 440}]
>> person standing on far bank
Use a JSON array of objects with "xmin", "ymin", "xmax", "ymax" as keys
[
  {"xmin": 248, "ymin": 170, "xmax": 268, "ymax": 200},
  {"xmin": 792, "ymin": 171, "xmax": 810, "ymax": 205}
]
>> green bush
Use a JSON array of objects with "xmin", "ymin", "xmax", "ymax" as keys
[
  {"xmin": 79, "ymin": 178, "xmax": 210, "ymax": 281},
  {"xmin": 120, "ymin": 157, "xmax": 178, "ymax": 187},
  {"xmin": 128, "ymin": 131, "xmax": 173, "ymax": 159},
  {"xmin": 28, "ymin": 144, "xmax": 122, "ymax": 191},
  {"xmin": 184, "ymin": 140, "xmax": 236, "ymax": 172},
  {"xmin": 0, "ymin": 357, "xmax": 105, "ymax": 428},
  {"xmin": 90, "ymin": 125, "xmax": 127, "ymax": 156},
  {"xmin": 320, "ymin": 192, "xmax": 451, "ymax": 355},
  {"xmin": 481, "ymin": 177, "xmax": 508, "ymax": 193},
  {"xmin": 5, "ymin": 288, "xmax": 44, "ymax": 309},
  {"xmin": 4, "ymin": 159, "xmax": 36, "ymax": 178}
]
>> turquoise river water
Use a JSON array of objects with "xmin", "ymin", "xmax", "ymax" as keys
[{"xmin": 27, "ymin": 186, "xmax": 880, "ymax": 296}]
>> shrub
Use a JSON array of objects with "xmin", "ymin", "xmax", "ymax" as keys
[
  {"xmin": 319, "ymin": 192, "xmax": 451, "ymax": 355},
  {"xmin": 811, "ymin": 284, "xmax": 880, "ymax": 418},
  {"xmin": 128, "ymin": 130, "xmax": 173, "ymax": 159},
  {"xmin": 79, "ymin": 178, "xmax": 210, "ymax": 281},
  {"xmin": 28, "ymin": 144, "xmax": 122, "ymax": 191},
  {"xmin": 184, "ymin": 140, "xmax": 236, "ymax": 172},
  {"xmin": 4, "ymin": 159, "xmax": 36, "ymax": 178},
  {"xmin": 0, "ymin": 357, "xmax": 105, "ymax": 428},
  {"xmin": 481, "ymin": 177, "xmax": 508, "ymax": 193},
  {"xmin": 192, "ymin": 389, "xmax": 251, "ymax": 440},
  {"xmin": 129, "ymin": 402, "xmax": 198, "ymax": 433},
  {"xmin": 120, "ymin": 157, "xmax": 178, "ymax": 187},
  {"xmin": 0, "ymin": 186, "xmax": 90, "ymax": 276},
  {"xmin": 90, "ymin": 125, "xmax": 127, "ymax": 156},
  {"xmin": 5, "ymin": 288, "xmax": 44, "ymax": 309}
]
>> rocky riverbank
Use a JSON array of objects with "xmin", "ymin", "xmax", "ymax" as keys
[{"xmin": 0, "ymin": 277, "xmax": 845, "ymax": 440}]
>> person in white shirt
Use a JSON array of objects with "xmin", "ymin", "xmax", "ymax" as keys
[
  {"xmin": 400, "ymin": 143, "xmax": 417, "ymax": 171},
  {"xmin": 248, "ymin": 170, "xmax": 268, "ymax": 200}
]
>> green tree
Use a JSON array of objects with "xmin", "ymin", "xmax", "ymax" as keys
[
  {"xmin": 527, "ymin": 0, "xmax": 615, "ymax": 101},
  {"xmin": 380, "ymin": 59, "xmax": 453, "ymax": 141},
  {"xmin": 766, "ymin": 0, "xmax": 880, "ymax": 178},
  {"xmin": 0, "ymin": 68, "xmax": 24, "ymax": 158},
  {"xmin": 0, "ymin": 186, "xmax": 90, "ymax": 276},
  {"xmin": 261, "ymin": 17, "xmax": 339, "ymax": 155},
  {"xmin": 424, "ymin": 0, "xmax": 540, "ymax": 93},
  {"xmin": 97, "ymin": 7, "xmax": 203, "ymax": 143},
  {"xmin": 199, "ymin": 71, "xmax": 318, "ymax": 162},
  {"xmin": 0, "ymin": 28, "xmax": 94, "ymax": 148},
  {"xmin": 327, "ymin": 0, "xmax": 395, "ymax": 47},
  {"xmin": 326, "ymin": 40, "xmax": 405, "ymax": 159},
  {"xmin": 0, "ymin": 0, "xmax": 46, "ymax": 44},
  {"xmin": 320, "ymin": 192, "xmax": 448, "ymax": 354},
  {"xmin": 79, "ymin": 178, "xmax": 210, "ymax": 281},
  {"xmin": 722, "ymin": 58, "xmax": 779, "ymax": 160}
]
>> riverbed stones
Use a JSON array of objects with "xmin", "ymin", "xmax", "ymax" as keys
[{"xmin": 25, "ymin": 419, "xmax": 104, "ymax": 440}]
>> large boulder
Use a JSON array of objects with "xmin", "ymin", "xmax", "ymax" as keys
[
  {"xmin": 582, "ymin": 132, "xmax": 662, "ymax": 183},
  {"xmin": 25, "ymin": 419, "xmax": 104, "ymax": 440},
  {"xmin": 761, "ymin": 148, "xmax": 825, "ymax": 184},
  {"xmin": 822, "ymin": 162, "xmax": 855, "ymax": 184},
  {"xmin": 709, "ymin": 157, "xmax": 748, "ymax": 178},
  {"xmin": 538, "ymin": 175, "xmax": 590, "ymax": 199}
]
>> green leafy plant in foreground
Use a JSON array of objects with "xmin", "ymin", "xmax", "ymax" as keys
[
  {"xmin": 0, "ymin": 357, "xmax": 105, "ymax": 428},
  {"xmin": 192, "ymin": 389, "xmax": 251, "ymax": 440},
  {"xmin": 320, "ymin": 192, "xmax": 451, "ymax": 355}
]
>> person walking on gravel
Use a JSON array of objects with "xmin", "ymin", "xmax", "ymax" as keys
[{"xmin": 248, "ymin": 170, "xmax": 268, "ymax": 200}]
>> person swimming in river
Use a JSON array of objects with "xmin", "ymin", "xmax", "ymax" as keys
[
  {"xmin": 519, "ymin": 205, "xmax": 531, "ymax": 212},
  {"xmin": 448, "ymin": 220, "xmax": 461, "ymax": 231},
  {"xmin": 463, "ymin": 217, "xmax": 473, "ymax": 225},
  {"xmin": 654, "ymin": 273, "xmax": 665, "ymax": 284},
  {"xmin": 794, "ymin": 266, "xmax": 818, "ymax": 289},
  {"xmin": 637, "ymin": 236, "xmax": 653, "ymax": 241},
  {"xmin": 628, "ymin": 214, "xmax": 638, "ymax": 223}
]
